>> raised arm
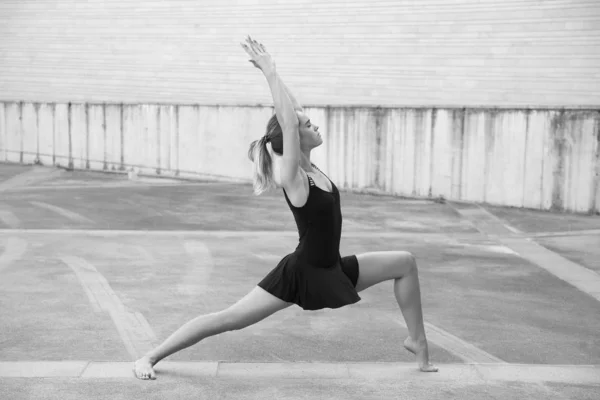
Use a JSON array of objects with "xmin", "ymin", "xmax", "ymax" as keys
[
  {"xmin": 280, "ymin": 79, "xmax": 303, "ymax": 112},
  {"xmin": 242, "ymin": 36, "xmax": 300, "ymax": 184}
]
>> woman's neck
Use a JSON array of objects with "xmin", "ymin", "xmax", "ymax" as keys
[{"xmin": 298, "ymin": 150, "xmax": 313, "ymax": 172}]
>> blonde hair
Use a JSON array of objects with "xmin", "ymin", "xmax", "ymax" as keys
[
  {"xmin": 247, "ymin": 137, "xmax": 277, "ymax": 195},
  {"xmin": 248, "ymin": 114, "xmax": 285, "ymax": 195}
]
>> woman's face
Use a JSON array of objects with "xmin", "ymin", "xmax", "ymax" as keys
[{"xmin": 297, "ymin": 111, "xmax": 322, "ymax": 149}]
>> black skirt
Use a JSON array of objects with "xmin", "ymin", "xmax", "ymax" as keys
[{"xmin": 258, "ymin": 253, "xmax": 361, "ymax": 311}]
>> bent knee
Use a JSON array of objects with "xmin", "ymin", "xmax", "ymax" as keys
[
  {"xmin": 398, "ymin": 251, "xmax": 417, "ymax": 274},
  {"xmin": 408, "ymin": 252, "xmax": 417, "ymax": 269}
]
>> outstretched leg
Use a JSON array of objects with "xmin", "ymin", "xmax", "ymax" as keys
[
  {"xmin": 134, "ymin": 286, "xmax": 292, "ymax": 380},
  {"xmin": 354, "ymin": 251, "xmax": 437, "ymax": 372}
]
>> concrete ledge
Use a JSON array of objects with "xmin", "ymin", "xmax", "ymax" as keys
[
  {"xmin": 81, "ymin": 361, "xmax": 218, "ymax": 378},
  {"xmin": 0, "ymin": 361, "xmax": 89, "ymax": 377},
  {"xmin": 0, "ymin": 362, "xmax": 598, "ymax": 384},
  {"xmin": 217, "ymin": 362, "xmax": 350, "ymax": 379},
  {"xmin": 347, "ymin": 363, "xmax": 483, "ymax": 383},
  {"xmin": 473, "ymin": 364, "xmax": 600, "ymax": 385}
]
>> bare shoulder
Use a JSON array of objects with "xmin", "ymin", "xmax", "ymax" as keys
[{"xmin": 271, "ymin": 154, "xmax": 309, "ymax": 207}]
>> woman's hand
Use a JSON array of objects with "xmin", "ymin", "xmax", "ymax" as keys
[{"xmin": 240, "ymin": 35, "xmax": 275, "ymax": 74}]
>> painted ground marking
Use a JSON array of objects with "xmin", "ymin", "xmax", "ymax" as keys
[{"xmin": 61, "ymin": 255, "xmax": 157, "ymax": 359}]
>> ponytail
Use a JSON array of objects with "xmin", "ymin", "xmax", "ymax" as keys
[
  {"xmin": 248, "ymin": 113, "xmax": 284, "ymax": 196},
  {"xmin": 248, "ymin": 137, "xmax": 277, "ymax": 195}
]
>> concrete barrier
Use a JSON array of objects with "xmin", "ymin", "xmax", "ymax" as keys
[{"xmin": 1, "ymin": 102, "xmax": 598, "ymax": 213}]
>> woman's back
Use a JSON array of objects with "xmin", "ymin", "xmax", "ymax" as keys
[{"xmin": 283, "ymin": 165, "xmax": 342, "ymax": 268}]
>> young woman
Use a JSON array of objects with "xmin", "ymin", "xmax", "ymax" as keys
[{"xmin": 133, "ymin": 36, "xmax": 437, "ymax": 380}]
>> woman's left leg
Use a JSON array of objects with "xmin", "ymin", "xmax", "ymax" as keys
[{"xmin": 354, "ymin": 251, "xmax": 438, "ymax": 372}]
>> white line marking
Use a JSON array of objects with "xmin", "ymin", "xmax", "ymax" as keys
[
  {"xmin": 0, "ymin": 237, "xmax": 27, "ymax": 271},
  {"xmin": 451, "ymin": 205, "xmax": 600, "ymax": 302},
  {"xmin": 61, "ymin": 256, "xmax": 157, "ymax": 359},
  {"xmin": 504, "ymin": 224, "xmax": 522, "ymax": 234},
  {"xmin": 499, "ymin": 238, "xmax": 600, "ymax": 302},
  {"xmin": 0, "ymin": 167, "xmax": 63, "ymax": 192},
  {"xmin": 454, "ymin": 207, "xmax": 517, "ymax": 235},
  {"xmin": 29, "ymin": 201, "xmax": 94, "ymax": 224},
  {"xmin": 463, "ymin": 244, "xmax": 520, "ymax": 255},
  {"xmin": 0, "ymin": 361, "xmax": 598, "ymax": 384},
  {"xmin": 530, "ymin": 229, "xmax": 600, "ymax": 238}
]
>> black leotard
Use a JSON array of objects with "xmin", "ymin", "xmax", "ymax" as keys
[{"xmin": 257, "ymin": 164, "xmax": 361, "ymax": 310}]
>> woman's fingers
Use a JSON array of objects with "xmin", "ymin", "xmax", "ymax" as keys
[
  {"xmin": 254, "ymin": 39, "xmax": 267, "ymax": 54},
  {"xmin": 240, "ymin": 42, "xmax": 255, "ymax": 57},
  {"xmin": 242, "ymin": 36, "xmax": 271, "ymax": 71},
  {"xmin": 246, "ymin": 36, "xmax": 257, "ymax": 51},
  {"xmin": 246, "ymin": 35, "xmax": 266, "ymax": 54},
  {"xmin": 250, "ymin": 39, "xmax": 261, "ymax": 54}
]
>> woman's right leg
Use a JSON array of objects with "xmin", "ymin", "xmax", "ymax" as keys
[{"xmin": 134, "ymin": 286, "xmax": 293, "ymax": 380}]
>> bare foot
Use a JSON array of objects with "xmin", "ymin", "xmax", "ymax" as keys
[
  {"xmin": 403, "ymin": 337, "xmax": 439, "ymax": 372},
  {"xmin": 133, "ymin": 356, "xmax": 156, "ymax": 380}
]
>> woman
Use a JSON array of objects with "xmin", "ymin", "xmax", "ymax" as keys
[{"xmin": 133, "ymin": 36, "xmax": 437, "ymax": 380}]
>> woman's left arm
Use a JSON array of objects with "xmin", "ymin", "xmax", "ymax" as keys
[
  {"xmin": 244, "ymin": 38, "xmax": 303, "ymax": 112},
  {"xmin": 280, "ymin": 78, "xmax": 303, "ymax": 112}
]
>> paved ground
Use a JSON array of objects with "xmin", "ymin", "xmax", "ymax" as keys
[{"xmin": 1, "ymin": 163, "xmax": 599, "ymax": 399}]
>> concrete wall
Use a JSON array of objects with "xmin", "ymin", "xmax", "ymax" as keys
[
  {"xmin": 1, "ymin": 101, "xmax": 598, "ymax": 214},
  {"xmin": 1, "ymin": 0, "xmax": 599, "ymax": 107},
  {"xmin": 2, "ymin": 1, "xmax": 599, "ymax": 213}
]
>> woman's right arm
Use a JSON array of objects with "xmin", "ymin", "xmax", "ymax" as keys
[
  {"xmin": 242, "ymin": 36, "xmax": 300, "ymax": 185},
  {"xmin": 262, "ymin": 68, "xmax": 301, "ymax": 184}
]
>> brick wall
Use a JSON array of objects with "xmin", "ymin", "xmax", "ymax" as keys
[{"xmin": 1, "ymin": 0, "xmax": 599, "ymax": 107}]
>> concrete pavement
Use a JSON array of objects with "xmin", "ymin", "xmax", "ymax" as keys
[{"xmin": 1, "ymin": 163, "xmax": 599, "ymax": 399}]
